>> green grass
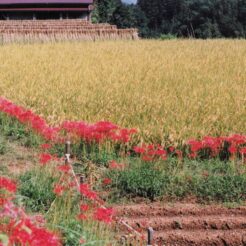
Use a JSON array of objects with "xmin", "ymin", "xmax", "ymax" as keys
[
  {"xmin": 0, "ymin": 112, "xmax": 43, "ymax": 148},
  {"xmin": 106, "ymin": 158, "xmax": 246, "ymax": 203}
]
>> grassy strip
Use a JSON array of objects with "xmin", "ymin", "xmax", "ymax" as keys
[
  {"xmin": 106, "ymin": 158, "xmax": 246, "ymax": 203},
  {"xmin": 0, "ymin": 112, "xmax": 43, "ymax": 148}
]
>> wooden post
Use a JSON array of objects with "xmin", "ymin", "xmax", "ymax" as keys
[
  {"xmin": 147, "ymin": 227, "xmax": 154, "ymax": 246},
  {"xmin": 80, "ymin": 175, "xmax": 86, "ymax": 185},
  {"xmin": 65, "ymin": 140, "xmax": 71, "ymax": 165}
]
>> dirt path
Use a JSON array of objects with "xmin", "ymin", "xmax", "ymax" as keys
[
  {"xmin": 0, "ymin": 140, "xmax": 37, "ymax": 175},
  {"xmin": 115, "ymin": 202, "xmax": 246, "ymax": 246}
]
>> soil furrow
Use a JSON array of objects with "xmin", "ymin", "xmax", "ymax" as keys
[
  {"xmin": 154, "ymin": 229, "xmax": 246, "ymax": 246},
  {"xmin": 116, "ymin": 203, "xmax": 246, "ymax": 217},
  {"xmin": 123, "ymin": 215, "xmax": 246, "ymax": 231}
]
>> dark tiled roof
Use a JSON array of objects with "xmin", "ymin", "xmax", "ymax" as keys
[{"xmin": 0, "ymin": 0, "xmax": 93, "ymax": 4}]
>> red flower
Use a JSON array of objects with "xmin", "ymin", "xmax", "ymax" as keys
[
  {"xmin": 77, "ymin": 213, "xmax": 87, "ymax": 221},
  {"xmin": 40, "ymin": 143, "xmax": 52, "ymax": 150},
  {"xmin": 80, "ymin": 204, "xmax": 89, "ymax": 212},
  {"xmin": 39, "ymin": 153, "xmax": 53, "ymax": 165},
  {"xmin": 155, "ymin": 149, "xmax": 167, "ymax": 156},
  {"xmin": 109, "ymin": 160, "xmax": 125, "ymax": 170},
  {"xmin": 188, "ymin": 152, "xmax": 197, "ymax": 159},
  {"xmin": 187, "ymin": 140, "xmax": 203, "ymax": 152},
  {"xmin": 53, "ymin": 184, "xmax": 64, "ymax": 196},
  {"xmin": 240, "ymin": 147, "xmax": 246, "ymax": 156},
  {"xmin": 169, "ymin": 146, "xmax": 175, "ymax": 152},
  {"xmin": 141, "ymin": 155, "xmax": 153, "ymax": 162},
  {"xmin": 7, "ymin": 218, "xmax": 61, "ymax": 246},
  {"xmin": 102, "ymin": 178, "xmax": 112, "ymax": 185},
  {"xmin": 57, "ymin": 165, "xmax": 71, "ymax": 173},
  {"xmin": 133, "ymin": 146, "xmax": 146, "ymax": 154},
  {"xmin": 79, "ymin": 184, "xmax": 98, "ymax": 201},
  {"xmin": 228, "ymin": 145, "xmax": 237, "ymax": 154},
  {"xmin": 93, "ymin": 207, "xmax": 114, "ymax": 224},
  {"xmin": 0, "ymin": 177, "xmax": 17, "ymax": 193}
]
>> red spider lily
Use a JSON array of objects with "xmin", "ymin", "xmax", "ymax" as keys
[
  {"xmin": 53, "ymin": 184, "xmax": 65, "ymax": 196},
  {"xmin": 155, "ymin": 149, "xmax": 167, "ymax": 156},
  {"xmin": 79, "ymin": 184, "xmax": 98, "ymax": 201},
  {"xmin": 7, "ymin": 218, "xmax": 61, "ymax": 246},
  {"xmin": 147, "ymin": 144, "xmax": 155, "ymax": 150},
  {"xmin": 169, "ymin": 146, "xmax": 175, "ymax": 152},
  {"xmin": 61, "ymin": 120, "xmax": 137, "ymax": 144},
  {"xmin": 108, "ymin": 160, "xmax": 125, "ymax": 170},
  {"xmin": 187, "ymin": 140, "xmax": 203, "ymax": 152},
  {"xmin": 228, "ymin": 145, "xmax": 237, "ymax": 154},
  {"xmin": 134, "ymin": 144, "xmax": 168, "ymax": 162},
  {"xmin": 0, "ymin": 177, "xmax": 17, "ymax": 193},
  {"xmin": 0, "ymin": 97, "xmax": 60, "ymax": 141},
  {"xmin": 80, "ymin": 204, "xmax": 89, "ymax": 212},
  {"xmin": 188, "ymin": 152, "xmax": 197, "ymax": 159},
  {"xmin": 68, "ymin": 181, "xmax": 77, "ymax": 188},
  {"xmin": 57, "ymin": 164, "xmax": 71, "ymax": 173},
  {"xmin": 133, "ymin": 146, "xmax": 145, "ymax": 154},
  {"xmin": 240, "ymin": 147, "xmax": 246, "ymax": 156},
  {"xmin": 77, "ymin": 213, "xmax": 87, "ymax": 221},
  {"xmin": 40, "ymin": 143, "xmax": 52, "ymax": 150},
  {"xmin": 102, "ymin": 178, "xmax": 112, "ymax": 186},
  {"xmin": 39, "ymin": 153, "xmax": 53, "ymax": 165},
  {"xmin": 93, "ymin": 207, "xmax": 114, "ymax": 224},
  {"xmin": 141, "ymin": 155, "xmax": 153, "ymax": 162},
  {"xmin": 1, "ymin": 202, "xmax": 61, "ymax": 246}
]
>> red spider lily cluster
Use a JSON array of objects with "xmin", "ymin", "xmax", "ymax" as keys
[
  {"xmin": 0, "ymin": 97, "xmax": 137, "ymax": 144},
  {"xmin": 132, "ymin": 135, "xmax": 246, "ymax": 161},
  {"xmin": 0, "ymin": 97, "xmax": 60, "ymax": 141},
  {"xmin": 133, "ymin": 144, "xmax": 168, "ymax": 161},
  {"xmin": 0, "ymin": 177, "xmax": 17, "ymax": 194},
  {"xmin": 1, "ymin": 97, "xmax": 245, "ymax": 162},
  {"xmin": 61, "ymin": 121, "xmax": 137, "ymax": 143},
  {"xmin": 49, "ymin": 156, "xmax": 115, "ymax": 225},
  {"xmin": 187, "ymin": 135, "xmax": 246, "ymax": 160},
  {"xmin": 0, "ymin": 176, "xmax": 61, "ymax": 246},
  {"xmin": 108, "ymin": 160, "xmax": 126, "ymax": 170}
]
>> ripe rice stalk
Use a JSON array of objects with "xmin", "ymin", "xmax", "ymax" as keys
[{"xmin": 0, "ymin": 39, "xmax": 245, "ymax": 144}]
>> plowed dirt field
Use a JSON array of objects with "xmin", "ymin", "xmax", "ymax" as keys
[{"xmin": 116, "ymin": 203, "xmax": 246, "ymax": 246}]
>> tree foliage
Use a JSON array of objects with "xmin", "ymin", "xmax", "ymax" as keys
[{"xmin": 92, "ymin": 0, "xmax": 246, "ymax": 38}]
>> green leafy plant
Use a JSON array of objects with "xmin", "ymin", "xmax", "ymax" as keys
[
  {"xmin": 110, "ymin": 162, "xmax": 169, "ymax": 200},
  {"xmin": 17, "ymin": 167, "xmax": 58, "ymax": 212}
]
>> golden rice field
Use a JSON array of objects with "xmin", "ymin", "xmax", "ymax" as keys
[{"xmin": 0, "ymin": 40, "xmax": 245, "ymax": 144}]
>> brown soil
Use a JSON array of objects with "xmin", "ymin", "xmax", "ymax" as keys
[
  {"xmin": 0, "ymin": 141, "xmax": 37, "ymax": 175},
  {"xmin": 115, "ymin": 202, "xmax": 246, "ymax": 246}
]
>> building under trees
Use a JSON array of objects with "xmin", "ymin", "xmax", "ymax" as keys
[{"xmin": 0, "ymin": 0, "xmax": 94, "ymax": 20}]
